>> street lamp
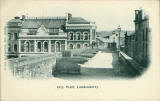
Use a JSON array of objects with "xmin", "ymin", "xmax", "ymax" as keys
[{"xmin": 117, "ymin": 25, "xmax": 121, "ymax": 57}]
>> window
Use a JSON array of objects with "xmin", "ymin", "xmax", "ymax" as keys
[
  {"xmin": 77, "ymin": 32, "xmax": 81, "ymax": 40},
  {"xmin": 69, "ymin": 32, "xmax": 74, "ymax": 40},
  {"xmin": 8, "ymin": 44, "xmax": 11, "ymax": 52},
  {"xmin": 14, "ymin": 44, "xmax": 17, "ymax": 52},
  {"xmin": 70, "ymin": 44, "xmax": 73, "ymax": 49},
  {"xmin": 8, "ymin": 33, "xmax": 11, "ymax": 40},
  {"xmin": 25, "ymin": 42, "xmax": 30, "ymax": 52},
  {"xmin": 44, "ymin": 42, "xmax": 48, "ymax": 52},
  {"xmin": 84, "ymin": 43, "xmax": 88, "ymax": 48},
  {"xmin": 84, "ymin": 32, "xmax": 88, "ymax": 40},
  {"xmin": 37, "ymin": 42, "xmax": 42, "ymax": 52},
  {"xmin": 14, "ymin": 33, "xmax": 18, "ymax": 40}
]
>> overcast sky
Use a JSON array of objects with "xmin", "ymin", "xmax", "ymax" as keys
[{"xmin": 1, "ymin": 0, "xmax": 154, "ymax": 31}]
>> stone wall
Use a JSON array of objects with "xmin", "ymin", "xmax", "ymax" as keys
[
  {"xmin": 8, "ymin": 53, "xmax": 62, "ymax": 78},
  {"xmin": 119, "ymin": 51, "xmax": 144, "ymax": 77}
]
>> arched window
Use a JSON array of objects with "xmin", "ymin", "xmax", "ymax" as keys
[
  {"xmin": 56, "ymin": 42, "xmax": 60, "ymax": 52},
  {"xmin": 84, "ymin": 43, "xmax": 88, "ymax": 48},
  {"xmin": 70, "ymin": 44, "xmax": 73, "ymax": 50},
  {"xmin": 14, "ymin": 33, "xmax": 18, "ymax": 40},
  {"xmin": 76, "ymin": 32, "xmax": 81, "ymax": 40},
  {"xmin": 77, "ymin": 44, "xmax": 81, "ymax": 49},
  {"xmin": 84, "ymin": 32, "xmax": 88, "ymax": 40},
  {"xmin": 25, "ymin": 42, "xmax": 30, "ymax": 52},
  {"xmin": 37, "ymin": 42, "xmax": 42, "ymax": 52},
  {"xmin": 8, "ymin": 44, "xmax": 11, "ymax": 52},
  {"xmin": 14, "ymin": 44, "xmax": 17, "ymax": 52},
  {"xmin": 69, "ymin": 32, "xmax": 74, "ymax": 40},
  {"xmin": 44, "ymin": 42, "xmax": 48, "ymax": 52}
]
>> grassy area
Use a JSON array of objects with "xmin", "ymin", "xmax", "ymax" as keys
[
  {"xmin": 54, "ymin": 57, "xmax": 88, "ymax": 75},
  {"xmin": 72, "ymin": 47, "xmax": 99, "ymax": 58}
]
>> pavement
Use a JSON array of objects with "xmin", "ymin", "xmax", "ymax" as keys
[{"xmin": 79, "ymin": 51, "xmax": 113, "ymax": 68}]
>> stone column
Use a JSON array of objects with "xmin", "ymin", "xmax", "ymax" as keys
[
  {"xmin": 34, "ymin": 40, "xmax": 37, "ymax": 53},
  {"xmin": 18, "ymin": 40, "xmax": 21, "ymax": 53},
  {"xmin": 90, "ymin": 28, "xmax": 92, "ymax": 44},
  {"xmin": 49, "ymin": 40, "xmax": 51, "ymax": 53},
  {"xmin": 41, "ymin": 42, "xmax": 43, "ymax": 52},
  {"xmin": 65, "ymin": 40, "xmax": 67, "ymax": 50}
]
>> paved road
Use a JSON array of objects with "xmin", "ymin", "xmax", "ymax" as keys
[{"xmin": 80, "ymin": 51, "xmax": 113, "ymax": 68}]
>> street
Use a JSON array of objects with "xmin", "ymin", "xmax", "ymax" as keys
[{"xmin": 55, "ymin": 48, "xmax": 135, "ymax": 80}]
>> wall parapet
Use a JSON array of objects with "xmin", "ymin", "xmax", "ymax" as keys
[
  {"xmin": 7, "ymin": 53, "xmax": 62, "ymax": 78},
  {"xmin": 119, "ymin": 51, "xmax": 145, "ymax": 77}
]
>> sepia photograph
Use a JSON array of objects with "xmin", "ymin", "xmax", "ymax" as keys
[{"xmin": 0, "ymin": 0, "xmax": 160, "ymax": 101}]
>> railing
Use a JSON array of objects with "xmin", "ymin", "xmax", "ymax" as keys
[{"xmin": 7, "ymin": 53, "xmax": 62, "ymax": 78}]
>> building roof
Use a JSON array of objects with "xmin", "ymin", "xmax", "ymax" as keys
[
  {"xmin": 68, "ymin": 17, "xmax": 90, "ymax": 24},
  {"xmin": 8, "ymin": 19, "xmax": 22, "ymax": 23},
  {"xmin": 22, "ymin": 18, "xmax": 66, "ymax": 29}
]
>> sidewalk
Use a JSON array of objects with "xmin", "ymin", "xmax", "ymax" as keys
[{"xmin": 80, "ymin": 51, "xmax": 113, "ymax": 68}]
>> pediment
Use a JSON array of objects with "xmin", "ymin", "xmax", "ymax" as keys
[{"xmin": 37, "ymin": 24, "xmax": 48, "ymax": 35}]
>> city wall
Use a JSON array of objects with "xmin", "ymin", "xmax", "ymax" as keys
[{"xmin": 7, "ymin": 53, "xmax": 62, "ymax": 78}]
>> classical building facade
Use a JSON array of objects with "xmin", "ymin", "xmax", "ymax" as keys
[{"xmin": 5, "ymin": 13, "xmax": 97, "ymax": 57}]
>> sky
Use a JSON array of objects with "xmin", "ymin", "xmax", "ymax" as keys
[{"xmin": 1, "ymin": 0, "xmax": 154, "ymax": 31}]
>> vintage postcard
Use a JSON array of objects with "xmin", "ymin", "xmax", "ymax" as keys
[{"xmin": 0, "ymin": 0, "xmax": 160, "ymax": 101}]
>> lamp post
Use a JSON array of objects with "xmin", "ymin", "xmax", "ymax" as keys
[{"xmin": 117, "ymin": 25, "xmax": 121, "ymax": 57}]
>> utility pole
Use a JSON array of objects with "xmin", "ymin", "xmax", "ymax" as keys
[{"xmin": 117, "ymin": 25, "xmax": 121, "ymax": 57}]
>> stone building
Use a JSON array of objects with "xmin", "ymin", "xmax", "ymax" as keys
[
  {"xmin": 124, "ymin": 32, "xmax": 135, "ymax": 58},
  {"xmin": 5, "ymin": 13, "xmax": 97, "ymax": 57},
  {"xmin": 134, "ymin": 9, "xmax": 150, "ymax": 66},
  {"xmin": 124, "ymin": 9, "xmax": 150, "ymax": 67}
]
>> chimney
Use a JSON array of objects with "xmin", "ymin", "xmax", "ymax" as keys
[
  {"xmin": 68, "ymin": 13, "xmax": 72, "ymax": 20},
  {"xmin": 14, "ymin": 16, "xmax": 20, "ymax": 19},
  {"xmin": 22, "ymin": 15, "xmax": 26, "ymax": 21},
  {"xmin": 135, "ymin": 10, "xmax": 139, "ymax": 22}
]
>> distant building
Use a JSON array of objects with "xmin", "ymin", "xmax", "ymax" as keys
[
  {"xmin": 108, "ymin": 30, "xmax": 126, "ymax": 51},
  {"xmin": 5, "ymin": 13, "xmax": 97, "ymax": 57},
  {"xmin": 133, "ymin": 9, "xmax": 150, "ymax": 66},
  {"xmin": 96, "ymin": 37, "xmax": 109, "ymax": 49}
]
